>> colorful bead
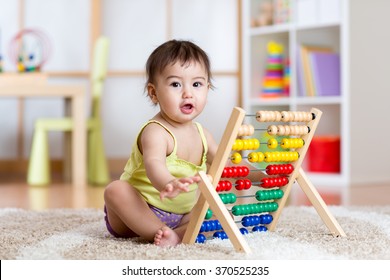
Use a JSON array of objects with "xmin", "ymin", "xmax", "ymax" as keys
[
  {"xmin": 231, "ymin": 152, "xmax": 242, "ymax": 164},
  {"xmin": 205, "ymin": 209, "xmax": 213, "ymax": 219},
  {"xmin": 196, "ymin": 234, "xmax": 206, "ymax": 243},
  {"xmin": 252, "ymin": 226, "xmax": 268, "ymax": 232},
  {"xmin": 213, "ymin": 231, "xmax": 228, "ymax": 240}
]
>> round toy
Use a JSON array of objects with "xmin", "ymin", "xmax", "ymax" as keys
[{"xmin": 8, "ymin": 28, "xmax": 52, "ymax": 72}]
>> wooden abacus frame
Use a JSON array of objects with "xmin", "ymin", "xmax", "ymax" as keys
[{"xmin": 182, "ymin": 107, "xmax": 346, "ymax": 254}]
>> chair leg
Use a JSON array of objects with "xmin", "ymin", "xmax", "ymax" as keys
[
  {"xmin": 88, "ymin": 128, "xmax": 110, "ymax": 185},
  {"xmin": 27, "ymin": 127, "xmax": 51, "ymax": 185}
]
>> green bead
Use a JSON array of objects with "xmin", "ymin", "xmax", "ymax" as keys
[
  {"xmin": 230, "ymin": 193, "xmax": 237, "ymax": 204},
  {"xmin": 232, "ymin": 205, "xmax": 241, "ymax": 216},
  {"xmin": 219, "ymin": 194, "xmax": 228, "ymax": 204},
  {"xmin": 205, "ymin": 209, "xmax": 213, "ymax": 219},
  {"xmin": 245, "ymin": 204, "xmax": 252, "ymax": 215}
]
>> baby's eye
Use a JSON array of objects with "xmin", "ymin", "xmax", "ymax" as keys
[
  {"xmin": 170, "ymin": 82, "xmax": 181, "ymax": 87},
  {"xmin": 193, "ymin": 82, "xmax": 203, "ymax": 87}
]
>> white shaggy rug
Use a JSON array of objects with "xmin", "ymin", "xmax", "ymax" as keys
[{"xmin": 1, "ymin": 206, "xmax": 390, "ymax": 260}]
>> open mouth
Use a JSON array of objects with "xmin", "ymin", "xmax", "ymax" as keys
[{"xmin": 181, "ymin": 103, "xmax": 194, "ymax": 114}]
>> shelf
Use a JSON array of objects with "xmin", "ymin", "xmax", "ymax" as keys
[
  {"xmin": 295, "ymin": 96, "xmax": 342, "ymax": 105},
  {"xmin": 249, "ymin": 23, "xmax": 291, "ymax": 36},
  {"xmin": 248, "ymin": 97, "xmax": 291, "ymax": 106},
  {"xmin": 242, "ymin": 0, "xmax": 347, "ymax": 192},
  {"xmin": 295, "ymin": 21, "xmax": 341, "ymax": 31},
  {"xmin": 249, "ymin": 21, "xmax": 340, "ymax": 37},
  {"xmin": 247, "ymin": 96, "xmax": 342, "ymax": 107}
]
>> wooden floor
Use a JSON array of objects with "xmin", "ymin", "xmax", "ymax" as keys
[{"xmin": 1, "ymin": 173, "xmax": 389, "ymax": 210}]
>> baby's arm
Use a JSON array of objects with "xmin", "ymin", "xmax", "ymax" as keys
[{"xmin": 140, "ymin": 123, "xmax": 199, "ymax": 200}]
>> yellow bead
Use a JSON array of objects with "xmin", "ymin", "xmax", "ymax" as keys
[
  {"xmin": 232, "ymin": 140, "xmax": 238, "ymax": 150},
  {"xmin": 253, "ymin": 138, "xmax": 260, "ymax": 150},
  {"xmin": 281, "ymin": 138, "xmax": 290, "ymax": 149},
  {"xmin": 231, "ymin": 152, "xmax": 242, "ymax": 164},
  {"xmin": 235, "ymin": 139, "xmax": 244, "ymax": 151},
  {"xmin": 257, "ymin": 152, "xmax": 265, "ymax": 162},
  {"xmin": 267, "ymin": 138, "xmax": 278, "ymax": 149},
  {"xmin": 264, "ymin": 152, "xmax": 272, "ymax": 162},
  {"xmin": 248, "ymin": 152, "xmax": 258, "ymax": 163}
]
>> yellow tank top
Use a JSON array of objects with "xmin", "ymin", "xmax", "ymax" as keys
[{"xmin": 120, "ymin": 120, "xmax": 208, "ymax": 214}]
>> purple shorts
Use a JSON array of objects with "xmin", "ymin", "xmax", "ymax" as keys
[{"xmin": 104, "ymin": 204, "xmax": 184, "ymax": 238}]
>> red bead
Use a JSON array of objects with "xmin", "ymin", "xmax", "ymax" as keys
[
  {"xmin": 261, "ymin": 178, "xmax": 271, "ymax": 188},
  {"xmin": 244, "ymin": 179, "xmax": 251, "ymax": 189},
  {"xmin": 236, "ymin": 167, "xmax": 243, "ymax": 177},
  {"xmin": 266, "ymin": 165, "xmax": 274, "ymax": 175},
  {"xmin": 226, "ymin": 181, "xmax": 233, "ymax": 191},
  {"xmin": 216, "ymin": 182, "xmax": 221, "ymax": 192},
  {"xmin": 231, "ymin": 166, "xmax": 238, "ymax": 177},
  {"xmin": 221, "ymin": 181, "xmax": 227, "ymax": 191},
  {"xmin": 222, "ymin": 168, "xmax": 229, "ymax": 178},
  {"xmin": 235, "ymin": 179, "xmax": 245, "ymax": 190},
  {"xmin": 242, "ymin": 166, "xmax": 250, "ymax": 176},
  {"xmin": 286, "ymin": 164, "xmax": 294, "ymax": 174}
]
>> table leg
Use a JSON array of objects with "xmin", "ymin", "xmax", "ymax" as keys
[{"xmin": 71, "ymin": 87, "xmax": 86, "ymax": 187}]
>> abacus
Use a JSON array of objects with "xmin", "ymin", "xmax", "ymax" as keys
[{"xmin": 182, "ymin": 107, "xmax": 346, "ymax": 254}]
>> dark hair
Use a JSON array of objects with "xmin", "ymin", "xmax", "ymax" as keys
[{"xmin": 145, "ymin": 40, "xmax": 214, "ymax": 91}]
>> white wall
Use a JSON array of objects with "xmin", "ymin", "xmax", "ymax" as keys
[
  {"xmin": 349, "ymin": 0, "xmax": 390, "ymax": 185},
  {"xmin": 0, "ymin": 0, "xmax": 239, "ymax": 160}
]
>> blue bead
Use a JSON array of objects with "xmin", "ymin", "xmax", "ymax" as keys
[
  {"xmin": 242, "ymin": 216, "xmax": 250, "ymax": 227},
  {"xmin": 221, "ymin": 231, "xmax": 228, "ymax": 239},
  {"xmin": 215, "ymin": 220, "xmax": 222, "ymax": 230},
  {"xmin": 196, "ymin": 234, "xmax": 206, "ymax": 243},
  {"xmin": 240, "ymin": 228, "xmax": 249, "ymax": 235},
  {"xmin": 265, "ymin": 214, "xmax": 273, "ymax": 224},
  {"xmin": 200, "ymin": 222, "xmax": 206, "ymax": 233},
  {"xmin": 205, "ymin": 221, "xmax": 212, "ymax": 232},
  {"xmin": 253, "ymin": 226, "xmax": 268, "ymax": 232}
]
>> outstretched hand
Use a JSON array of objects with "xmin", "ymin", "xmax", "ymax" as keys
[{"xmin": 160, "ymin": 176, "xmax": 201, "ymax": 200}]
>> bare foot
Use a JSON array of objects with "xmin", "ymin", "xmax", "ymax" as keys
[{"xmin": 154, "ymin": 226, "xmax": 181, "ymax": 247}]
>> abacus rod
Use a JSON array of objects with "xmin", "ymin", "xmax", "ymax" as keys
[{"xmin": 235, "ymin": 194, "xmax": 256, "ymax": 199}]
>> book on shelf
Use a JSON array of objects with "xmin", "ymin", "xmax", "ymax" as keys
[
  {"xmin": 297, "ymin": 44, "xmax": 341, "ymax": 97},
  {"xmin": 310, "ymin": 52, "xmax": 340, "ymax": 96}
]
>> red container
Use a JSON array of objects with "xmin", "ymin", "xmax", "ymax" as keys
[{"xmin": 308, "ymin": 136, "xmax": 340, "ymax": 173}]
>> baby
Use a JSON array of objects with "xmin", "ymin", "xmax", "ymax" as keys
[{"xmin": 104, "ymin": 40, "xmax": 218, "ymax": 247}]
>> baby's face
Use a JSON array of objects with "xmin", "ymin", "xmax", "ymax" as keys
[{"xmin": 148, "ymin": 60, "xmax": 209, "ymax": 124}]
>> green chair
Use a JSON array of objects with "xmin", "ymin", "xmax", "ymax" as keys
[{"xmin": 27, "ymin": 36, "xmax": 110, "ymax": 185}]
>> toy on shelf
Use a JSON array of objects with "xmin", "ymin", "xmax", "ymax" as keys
[
  {"xmin": 261, "ymin": 41, "xmax": 289, "ymax": 98},
  {"xmin": 8, "ymin": 28, "xmax": 52, "ymax": 72},
  {"xmin": 182, "ymin": 107, "xmax": 345, "ymax": 253},
  {"xmin": 274, "ymin": 0, "xmax": 291, "ymax": 24},
  {"xmin": 251, "ymin": 1, "xmax": 274, "ymax": 27}
]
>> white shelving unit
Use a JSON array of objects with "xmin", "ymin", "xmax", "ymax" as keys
[
  {"xmin": 242, "ymin": 0, "xmax": 390, "ymax": 205},
  {"xmin": 242, "ymin": 0, "xmax": 350, "ymax": 204}
]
